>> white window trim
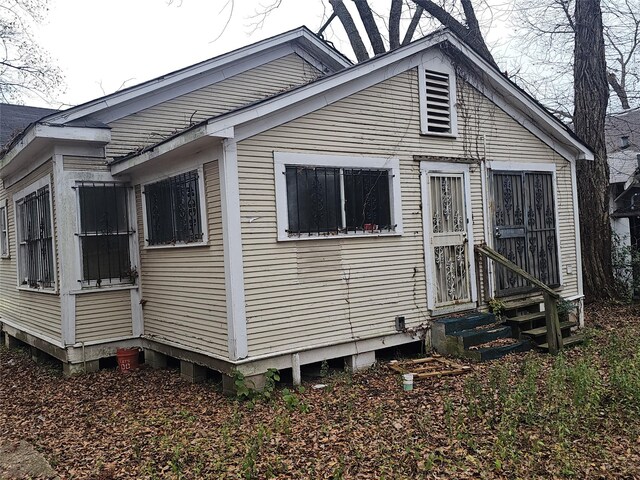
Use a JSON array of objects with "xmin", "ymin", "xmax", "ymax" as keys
[
  {"xmin": 274, "ymin": 152, "xmax": 403, "ymax": 242},
  {"xmin": 12, "ymin": 175, "xmax": 58, "ymax": 294},
  {"xmin": 141, "ymin": 165, "xmax": 209, "ymax": 249},
  {"xmin": 0, "ymin": 198, "xmax": 9, "ymax": 258},
  {"xmin": 486, "ymin": 160, "xmax": 564, "ymax": 288},
  {"xmin": 74, "ymin": 181, "xmax": 138, "ymax": 289},
  {"xmin": 418, "ymin": 59, "xmax": 458, "ymax": 138}
]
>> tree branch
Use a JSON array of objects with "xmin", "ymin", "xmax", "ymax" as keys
[
  {"xmin": 351, "ymin": 0, "xmax": 386, "ymax": 54},
  {"xmin": 389, "ymin": 0, "xmax": 402, "ymax": 49},
  {"xmin": 329, "ymin": 0, "xmax": 370, "ymax": 61},
  {"xmin": 608, "ymin": 71, "xmax": 631, "ymax": 109},
  {"xmin": 402, "ymin": 5, "xmax": 424, "ymax": 45},
  {"xmin": 410, "ymin": 0, "xmax": 498, "ymax": 67}
]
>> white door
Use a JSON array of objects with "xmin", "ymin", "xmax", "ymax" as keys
[{"xmin": 421, "ymin": 162, "xmax": 477, "ymax": 312}]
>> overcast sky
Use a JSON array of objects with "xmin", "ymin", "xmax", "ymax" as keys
[{"xmin": 32, "ymin": 0, "xmax": 512, "ymax": 109}]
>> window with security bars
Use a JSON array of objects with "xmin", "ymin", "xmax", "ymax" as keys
[
  {"xmin": 144, "ymin": 170, "xmax": 203, "ymax": 246},
  {"xmin": 0, "ymin": 202, "xmax": 8, "ymax": 258},
  {"xmin": 425, "ymin": 69, "xmax": 452, "ymax": 134},
  {"xmin": 285, "ymin": 166, "xmax": 393, "ymax": 236},
  {"xmin": 78, "ymin": 183, "xmax": 135, "ymax": 287},
  {"xmin": 16, "ymin": 185, "xmax": 55, "ymax": 289}
]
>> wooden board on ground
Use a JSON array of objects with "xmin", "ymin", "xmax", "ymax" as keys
[{"xmin": 388, "ymin": 355, "xmax": 472, "ymax": 379}]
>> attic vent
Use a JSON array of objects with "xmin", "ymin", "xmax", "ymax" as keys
[{"xmin": 425, "ymin": 69, "xmax": 451, "ymax": 134}]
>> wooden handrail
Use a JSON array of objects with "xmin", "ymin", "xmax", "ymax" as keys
[
  {"xmin": 475, "ymin": 243, "xmax": 563, "ymax": 354},
  {"xmin": 475, "ymin": 243, "xmax": 559, "ymax": 299}
]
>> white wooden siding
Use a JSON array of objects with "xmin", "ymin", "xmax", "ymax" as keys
[
  {"xmin": 137, "ymin": 161, "xmax": 228, "ymax": 356},
  {"xmin": 75, "ymin": 289, "xmax": 132, "ymax": 342},
  {"xmin": 107, "ymin": 54, "xmax": 321, "ymax": 158},
  {"xmin": 0, "ymin": 161, "xmax": 61, "ymax": 341},
  {"xmin": 236, "ymin": 68, "xmax": 579, "ymax": 357}
]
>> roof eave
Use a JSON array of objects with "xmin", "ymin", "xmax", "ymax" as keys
[{"xmin": 0, "ymin": 124, "xmax": 111, "ymax": 180}]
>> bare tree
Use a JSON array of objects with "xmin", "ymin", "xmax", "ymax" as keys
[
  {"xmin": 573, "ymin": 0, "xmax": 615, "ymax": 299},
  {"xmin": 0, "ymin": 0, "xmax": 62, "ymax": 103},
  {"xmin": 510, "ymin": 0, "xmax": 640, "ymax": 114}
]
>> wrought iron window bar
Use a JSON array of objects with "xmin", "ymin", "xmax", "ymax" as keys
[
  {"xmin": 144, "ymin": 170, "xmax": 203, "ymax": 246},
  {"xmin": 285, "ymin": 166, "xmax": 394, "ymax": 237},
  {"xmin": 76, "ymin": 182, "xmax": 135, "ymax": 287},
  {"xmin": 18, "ymin": 186, "xmax": 54, "ymax": 289}
]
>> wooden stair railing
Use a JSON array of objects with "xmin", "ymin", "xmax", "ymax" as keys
[{"xmin": 475, "ymin": 243, "xmax": 563, "ymax": 355}]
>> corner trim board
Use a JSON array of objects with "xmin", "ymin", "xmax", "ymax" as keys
[{"xmin": 220, "ymin": 139, "xmax": 248, "ymax": 360}]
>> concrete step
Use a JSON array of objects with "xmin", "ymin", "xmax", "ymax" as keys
[
  {"xmin": 449, "ymin": 325, "xmax": 512, "ymax": 349},
  {"xmin": 522, "ymin": 321, "xmax": 576, "ymax": 338},
  {"xmin": 539, "ymin": 335, "xmax": 584, "ymax": 351},
  {"xmin": 434, "ymin": 313, "xmax": 497, "ymax": 335},
  {"xmin": 465, "ymin": 339, "xmax": 534, "ymax": 362}
]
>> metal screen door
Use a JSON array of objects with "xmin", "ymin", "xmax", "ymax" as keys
[
  {"xmin": 427, "ymin": 173, "xmax": 472, "ymax": 308},
  {"xmin": 492, "ymin": 171, "xmax": 560, "ymax": 296}
]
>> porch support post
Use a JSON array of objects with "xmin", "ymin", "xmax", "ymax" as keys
[{"xmin": 543, "ymin": 292, "xmax": 563, "ymax": 355}]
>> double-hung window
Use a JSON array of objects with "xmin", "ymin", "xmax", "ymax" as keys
[
  {"xmin": 15, "ymin": 180, "xmax": 55, "ymax": 290},
  {"xmin": 77, "ymin": 182, "xmax": 135, "ymax": 287},
  {"xmin": 275, "ymin": 153, "xmax": 403, "ymax": 240},
  {"xmin": 0, "ymin": 199, "xmax": 8, "ymax": 258},
  {"xmin": 143, "ymin": 169, "xmax": 205, "ymax": 246}
]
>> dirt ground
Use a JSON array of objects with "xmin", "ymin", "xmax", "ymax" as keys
[{"xmin": 1, "ymin": 303, "xmax": 640, "ymax": 479}]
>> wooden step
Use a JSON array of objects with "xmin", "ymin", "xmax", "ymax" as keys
[
  {"xmin": 522, "ymin": 321, "xmax": 576, "ymax": 337},
  {"xmin": 539, "ymin": 334, "xmax": 584, "ymax": 351},
  {"xmin": 434, "ymin": 313, "xmax": 497, "ymax": 335},
  {"xmin": 502, "ymin": 297, "xmax": 544, "ymax": 311},
  {"xmin": 504, "ymin": 311, "xmax": 545, "ymax": 325},
  {"xmin": 464, "ymin": 339, "xmax": 534, "ymax": 362}
]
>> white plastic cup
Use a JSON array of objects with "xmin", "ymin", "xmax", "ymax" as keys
[{"xmin": 402, "ymin": 373, "xmax": 414, "ymax": 391}]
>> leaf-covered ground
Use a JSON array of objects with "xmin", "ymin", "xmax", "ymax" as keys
[{"xmin": 2, "ymin": 303, "xmax": 640, "ymax": 479}]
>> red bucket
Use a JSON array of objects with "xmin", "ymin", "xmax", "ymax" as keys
[{"xmin": 116, "ymin": 348, "xmax": 140, "ymax": 372}]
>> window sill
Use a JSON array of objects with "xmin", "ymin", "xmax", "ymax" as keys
[
  {"xmin": 278, "ymin": 231, "xmax": 403, "ymax": 242},
  {"xmin": 71, "ymin": 284, "xmax": 138, "ymax": 295},
  {"xmin": 419, "ymin": 131, "xmax": 458, "ymax": 139},
  {"xmin": 17, "ymin": 286, "xmax": 58, "ymax": 295},
  {"xmin": 144, "ymin": 241, "xmax": 208, "ymax": 250},
  {"xmin": 0, "ymin": 255, "xmax": 10, "ymax": 260}
]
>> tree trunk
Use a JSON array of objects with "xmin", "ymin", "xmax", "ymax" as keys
[
  {"xmin": 574, "ymin": 0, "xmax": 615, "ymax": 299},
  {"xmin": 607, "ymin": 72, "xmax": 631, "ymax": 110}
]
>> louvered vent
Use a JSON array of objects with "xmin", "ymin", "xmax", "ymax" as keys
[{"xmin": 425, "ymin": 70, "xmax": 451, "ymax": 134}]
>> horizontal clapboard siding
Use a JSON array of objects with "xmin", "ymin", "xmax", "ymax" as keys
[
  {"xmin": 137, "ymin": 160, "xmax": 228, "ymax": 356},
  {"xmin": 0, "ymin": 161, "xmax": 61, "ymax": 341},
  {"xmin": 236, "ymin": 68, "xmax": 580, "ymax": 357},
  {"xmin": 63, "ymin": 156, "xmax": 109, "ymax": 172},
  {"xmin": 75, "ymin": 290, "xmax": 132, "ymax": 342},
  {"xmin": 107, "ymin": 54, "xmax": 321, "ymax": 158}
]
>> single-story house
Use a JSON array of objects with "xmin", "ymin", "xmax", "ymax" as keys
[{"xmin": 0, "ymin": 26, "xmax": 591, "ymax": 386}]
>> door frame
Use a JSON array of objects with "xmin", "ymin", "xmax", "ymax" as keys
[
  {"xmin": 420, "ymin": 161, "xmax": 478, "ymax": 313},
  {"xmin": 486, "ymin": 160, "xmax": 564, "ymax": 297}
]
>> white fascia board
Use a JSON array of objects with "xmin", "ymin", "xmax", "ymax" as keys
[
  {"xmin": 44, "ymin": 28, "xmax": 349, "ymax": 125},
  {"xmin": 446, "ymin": 37, "xmax": 594, "ymax": 162},
  {"xmin": 110, "ymin": 125, "xmax": 234, "ymax": 176}
]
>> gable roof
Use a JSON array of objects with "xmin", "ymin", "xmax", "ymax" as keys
[
  {"xmin": 41, "ymin": 26, "xmax": 351, "ymax": 127},
  {"xmin": 0, "ymin": 103, "xmax": 58, "ymax": 147},
  {"xmin": 112, "ymin": 28, "xmax": 594, "ymax": 175},
  {"xmin": 606, "ymin": 108, "xmax": 640, "ymax": 154}
]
